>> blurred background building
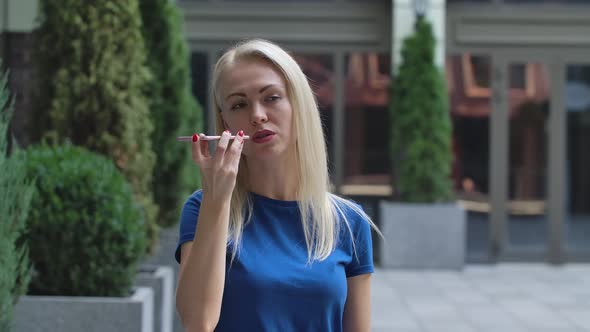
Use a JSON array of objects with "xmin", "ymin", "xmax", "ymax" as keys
[{"xmin": 2, "ymin": 0, "xmax": 589, "ymax": 264}]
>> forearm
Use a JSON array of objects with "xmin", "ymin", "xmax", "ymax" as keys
[
  {"xmin": 176, "ymin": 196, "xmax": 230, "ymax": 331},
  {"xmin": 343, "ymin": 274, "xmax": 372, "ymax": 332}
]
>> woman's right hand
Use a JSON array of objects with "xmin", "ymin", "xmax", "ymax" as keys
[{"xmin": 191, "ymin": 130, "xmax": 244, "ymax": 202}]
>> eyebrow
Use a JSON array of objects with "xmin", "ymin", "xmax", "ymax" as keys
[{"xmin": 225, "ymin": 84, "xmax": 284, "ymax": 101}]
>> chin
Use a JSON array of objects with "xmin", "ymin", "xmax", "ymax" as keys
[{"xmin": 245, "ymin": 146, "xmax": 291, "ymax": 161}]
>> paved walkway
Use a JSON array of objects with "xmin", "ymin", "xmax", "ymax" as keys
[{"xmin": 371, "ymin": 264, "xmax": 590, "ymax": 332}]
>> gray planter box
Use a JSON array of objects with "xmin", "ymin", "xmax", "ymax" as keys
[
  {"xmin": 379, "ymin": 201, "xmax": 466, "ymax": 270},
  {"xmin": 142, "ymin": 226, "xmax": 184, "ymax": 332},
  {"xmin": 136, "ymin": 265, "xmax": 174, "ymax": 332},
  {"xmin": 13, "ymin": 287, "xmax": 154, "ymax": 332}
]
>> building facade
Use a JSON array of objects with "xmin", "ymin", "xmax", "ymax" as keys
[
  {"xmin": 445, "ymin": 0, "xmax": 590, "ymax": 264},
  {"xmin": 2, "ymin": 0, "xmax": 589, "ymax": 264},
  {"xmin": 178, "ymin": 0, "xmax": 590, "ymax": 264}
]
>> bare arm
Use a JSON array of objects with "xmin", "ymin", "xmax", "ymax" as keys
[
  {"xmin": 176, "ymin": 198, "xmax": 230, "ymax": 332},
  {"xmin": 175, "ymin": 131, "xmax": 244, "ymax": 332},
  {"xmin": 343, "ymin": 274, "xmax": 372, "ymax": 332}
]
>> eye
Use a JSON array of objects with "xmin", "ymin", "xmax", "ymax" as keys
[
  {"xmin": 265, "ymin": 95, "xmax": 281, "ymax": 102},
  {"xmin": 230, "ymin": 102, "xmax": 247, "ymax": 111}
]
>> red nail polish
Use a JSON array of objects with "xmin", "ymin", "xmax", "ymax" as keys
[
  {"xmin": 192, "ymin": 134, "xmax": 198, "ymax": 142},
  {"xmin": 238, "ymin": 130, "xmax": 244, "ymax": 137}
]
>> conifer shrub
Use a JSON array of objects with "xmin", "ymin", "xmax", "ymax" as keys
[
  {"xmin": 30, "ymin": 0, "xmax": 159, "ymax": 250},
  {"xmin": 389, "ymin": 16, "xmax": 454, "ymax": 203},
  {"xmin": 23, "ymin": 144, "xmax": 146, "ymax": 297},
  {"xmin": 139, "ymin": 0, "xmax": 204, "ymax": 227},
  {"xmin": 0, "ymin": 68, "xmax": 33, "ymax": 332}
]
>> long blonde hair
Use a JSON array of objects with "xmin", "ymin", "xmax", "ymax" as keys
[{"xmin": 211, "ymin": 39, "xmax": 380, "ymax": 263}]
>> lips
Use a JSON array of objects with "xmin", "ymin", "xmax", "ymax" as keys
[{"xmin": 252, "ymin": 129, "xmax": 275, "ymax": 143}]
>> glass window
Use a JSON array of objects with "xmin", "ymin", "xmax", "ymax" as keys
[
  {"xmin": 343, "ymin": 53, "xmax": 391, "ymax": 185},
  {"xmin": 460, "ymin": 54, "xmax": 529, "ymax": 96},
  {"xmin": 565, "ymin": 65, "xmax": 590, "ymax": 254},
  {"xmin": 447, "ymin": 53, "xmax": 492, "ymax": 261},
  {"xmin": 292, "ymin": 54, "xmax": 335, "ymax": 173},
  {"xmin": 506, "ymin": 62, "xmax": 550, "ymax": 251},
  {"xmin": 191, "ymin": 52, "xmax": 209, "ymax": 130}
]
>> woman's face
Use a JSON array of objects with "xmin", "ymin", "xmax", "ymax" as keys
[{"xmin": 219, "ymin": 58, "xmax": 295, "ymax": 161}]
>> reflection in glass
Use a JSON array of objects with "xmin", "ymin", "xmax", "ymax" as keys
[
  {"xmin": 191, "ymin": 52, "xmax": 209, "ymax": 129},
  {"xmin": 565, "ymin": 65, "xmax": 590, "ymax": 253},
  {"xmin": 507, "ymin": 62, "xmax": 549, "ymax": 251},
  {"xmin": 447, "ymin": 54, "xmax": 492, "ymax": 261},
  {"xmin": 343, "ymin": 53, "xmax": 391, "ymax": 185},
  {"xmin": 459, "ymin": 54, "xmax": 527, "ymax": 97},
  {"xmin": 291, "ymin": 54, "xmax": 334, "ymax": 173}
]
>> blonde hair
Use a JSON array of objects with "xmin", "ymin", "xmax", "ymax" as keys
[{"xmin": 211, "ymin": 39, "xmax": 380, "ymax": 263}]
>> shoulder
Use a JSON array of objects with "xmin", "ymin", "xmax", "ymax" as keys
[
  {"xmin": 330, "ymin": 194, "xmax": 375, "ymax": 275},
  {"xmin": 328, "ymin": 193, "xmax": 371, "ymax": 230},
  {"xmin": 183, "ymin": 189, "xmax": 203, "ymax": 208},
  {"xmin": 176, "ymin": 189, "xmax": 204, "ymax": 263},
  {"xmin": 179, "ymin": 189, "xmax": 204, "ymax": 222}
]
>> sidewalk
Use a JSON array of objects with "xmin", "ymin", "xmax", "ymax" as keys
[{"xmin": 371, "ymin": 264, "xmax": 590, "ymax": 332}]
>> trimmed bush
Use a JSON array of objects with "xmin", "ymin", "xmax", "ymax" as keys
[
  {"xmin": 0, "ymin": 69, "xmax": 33, "ymax": 332},
  {"xmin": 23, "ymin": 144, "xmax": 146, "ymax": 297},
  {"xmin": 139, "ymin": 0, "xmax": 203, "ymax": 227},
  {"xmin": 389, "ymin": 16, "xmax": 453, "ymax": 203},
  {"xmin": 30, "ymin": 0, "xmax": 159, "ymax": 251}
]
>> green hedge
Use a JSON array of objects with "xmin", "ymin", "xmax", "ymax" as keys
[
  {"xmin": 389, "ymin": 16, "xmax": 453, "ymax": 203},
  {"xmin": 139, "ymin": 0, "xmax": 203, "ymax": 227},
  {"xmin": 23, "ymin": 144, "xmax": 146, "ymax": 297},
  {"xmin": 30, "ymin": 0, "xmax": 159, "ymax": 251},
  {"xmin": 0, "ymin": 69, "xmax": 33, "ymax": 332}
]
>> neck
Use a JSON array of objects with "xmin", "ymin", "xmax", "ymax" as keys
[{"xmin": 245, "ymin": 151, "xmax": 299, "ymax": 201}]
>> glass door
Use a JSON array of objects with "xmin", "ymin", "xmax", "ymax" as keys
[
  {"xmin": 447, "ymin": 53, "xmax": 494, "ymax": 262},
  {"xmin": 492, "ymin": 57, "xmax": 590, "ymax": 262},
  {"xmin": 564, "ymin": 64, "xmax": 590, "ymax": 258},
  {"xmin": 504, "ymin": 61, "xmax": 551, "ymax": 259},
  {"xmin": 490, "ymin": 57, "xmax": 560, "ymax": 262}
]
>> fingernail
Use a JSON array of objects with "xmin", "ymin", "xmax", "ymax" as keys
[
  {"xmin": 238, "ymin": 130, "xmax": 244, "ymax": 137},
  {"xmin": 192, "ymin": 134, "xmax": 198, "ymax": 142},
  {"xmin": 224, "ymin": 130, "xmax": 230, "ymax": 134}
]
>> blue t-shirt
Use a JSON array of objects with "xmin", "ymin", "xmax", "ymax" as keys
[{"xmin": 175, "ymin": 190, "xmax": 374, "ymax": 332}]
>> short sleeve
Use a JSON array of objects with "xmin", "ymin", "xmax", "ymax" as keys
[
  {"xmin": 344, "ymin": 204, "xmax": 375, "ymax": 278},
  {"xmin": 175, "ymin": 190, "xmax": 203, "ymax": 264}
]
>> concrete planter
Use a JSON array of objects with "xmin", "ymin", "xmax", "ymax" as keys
[
  {"xmin": 142, "ymin": 226, "xmax": 184, "ymax": 332},
  {"xmin": 136, "ymin": 265, "xmax": 174, "ymax": 332},
  {"xmin": 13, "ymin": 287, "xmax": 154, "ymax": 332},
  {"xmin": 379, "ymin": 201, "xmax": 466, "ymax": 270}
]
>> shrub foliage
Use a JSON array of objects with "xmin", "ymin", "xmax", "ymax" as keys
[
  {"xmin": 389, "ymin": 16, "xmax": 454, "ymax": 203},
  {"xmin": 23, "ymin": 144, "xmax": 146, "ymax": 297},
  {"xmin": 139, "ymin": 0, "xmax": 203, "ymax": 227},
  {"xmin": 0, "ymin": 69, "xmax": 33, "ymax": 332},
  {"xmin": 30, "ymin": 0, "xmax": 159, "ymax": 249}
]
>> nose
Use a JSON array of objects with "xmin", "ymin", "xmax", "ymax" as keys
[{"xmin": 250, "ymin": 102, "xmax": 268, "ymax": 126}]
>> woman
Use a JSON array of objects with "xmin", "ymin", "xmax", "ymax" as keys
[{"xmin": 175, "ymin": 39, "xmax": 379, "ymax": 332}]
